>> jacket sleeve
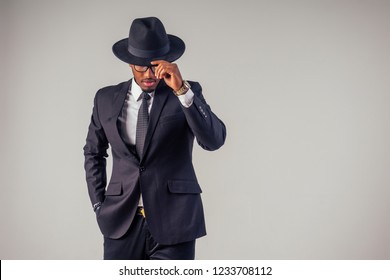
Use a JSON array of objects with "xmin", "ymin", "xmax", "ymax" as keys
[
  {"xmin": 83, "ymin": 91, "xmax": 109, "ymax": 206},
  {"xmin": 182, "ymin": 82, "xmax": 227, "ymax": 151}
]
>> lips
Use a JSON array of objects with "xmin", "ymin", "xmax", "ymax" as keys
[{"xmin": 142, "ymin": 79, "xmax": 157, "ymax": 87}]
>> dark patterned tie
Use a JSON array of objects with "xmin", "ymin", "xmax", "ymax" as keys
[{"xmin": 136, "ymin": 92, "xmax": 150, "ymax": 158}]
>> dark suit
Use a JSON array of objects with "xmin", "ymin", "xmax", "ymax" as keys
[{"xmin": 84, "ymin": 79, "xmax": 226, "ymax": 247}]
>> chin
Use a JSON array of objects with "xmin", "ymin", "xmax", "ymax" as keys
[{"xmin": 142, "ymin": 87, "xmax": 156, "ymax": 93}]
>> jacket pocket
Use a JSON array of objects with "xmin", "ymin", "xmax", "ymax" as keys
[
  {"xmin": 105, "ymin": 182, "xmax": 122, "ymax": 196},
  {"xmin": 167, "ymin": 180, "xmax": 202, "ymax": 194}
]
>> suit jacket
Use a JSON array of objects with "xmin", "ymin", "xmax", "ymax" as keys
[{"xmin": 83, "ymin": 79, "xmax": 226, "ymax": 245}]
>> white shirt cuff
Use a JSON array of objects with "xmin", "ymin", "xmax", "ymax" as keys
[{"xmin": 177, "ymin": 89, "xmax": 194, "ymax": 108}]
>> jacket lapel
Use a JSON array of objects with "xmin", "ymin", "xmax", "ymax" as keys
[
  {"xmin": 108, "ymin": 79, "xmax": 140, "ymax": 162},
  {"xmin": 112, "ymin": 79, "xmax": 131, "ymax": 120}
]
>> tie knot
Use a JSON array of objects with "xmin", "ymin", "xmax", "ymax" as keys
[{"xmin": 141, "ymin": 92, "xmax": 151, "ymax": 101}]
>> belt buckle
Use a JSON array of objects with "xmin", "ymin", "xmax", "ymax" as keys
[{"xmin": 139, "ymin": 207, "xmax": 145, "ymax": 218}]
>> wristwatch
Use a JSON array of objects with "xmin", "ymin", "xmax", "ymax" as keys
[{"xmin": 174, "ymin": 80, "xmax": 191, "ymax": 96}]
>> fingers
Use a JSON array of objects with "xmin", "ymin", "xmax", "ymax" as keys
[
  {"xmin": 151, "ymin": 60, "xmax": 168, "ymax": 78},
  {"xmin": 151, "ymin": 60, "xmax": 183, "ymax": 91},
  {"xmin": 151, "ymin": 60, "xmax": 180, "ymax": 80},
  {"xmin": 152, "ymin": 60, "xmax": 170, "ymax": 79},
  {"xmin": 155, "ymin": 64, "xmax": 171, "ymax": 79}
]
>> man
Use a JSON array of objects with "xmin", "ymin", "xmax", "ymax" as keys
[{"xmin": 83, "ymin": 17, "xmax": 226, "ymax": 260}]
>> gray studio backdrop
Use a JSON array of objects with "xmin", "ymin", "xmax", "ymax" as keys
[{"xmin": 1, "ymin": 0, "xmax": 389, "ymax": 259}]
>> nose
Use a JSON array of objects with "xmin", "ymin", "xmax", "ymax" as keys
[{"xmin": 144, "ymin": 67, "xmax": 155, "ymax": 78}]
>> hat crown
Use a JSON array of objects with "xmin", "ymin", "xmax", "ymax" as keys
[
  {"xmin": 127, "ymin": 17, "xmax": 170, "ymax": 58},
  {"xmin": 112, "ymin": 16, "xmax": 185, "ymax": 65}
]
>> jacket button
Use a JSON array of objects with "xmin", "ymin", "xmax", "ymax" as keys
[{"xmin": 139, "ymin": 166, "xmax": 145, "ymax": 172}]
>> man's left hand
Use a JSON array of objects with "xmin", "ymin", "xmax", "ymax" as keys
[{"xmin": 151, "ymin": 60, "xmax": 183, "ymax": 92}]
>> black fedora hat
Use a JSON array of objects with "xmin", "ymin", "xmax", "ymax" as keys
[{"xmin": 112, "ymin": 17, "xmax": 185, "ymax": 66}]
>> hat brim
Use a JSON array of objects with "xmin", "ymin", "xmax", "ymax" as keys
[{"xmin": 112, "ymin": 34, "xmax": 185, "ymax": 66}]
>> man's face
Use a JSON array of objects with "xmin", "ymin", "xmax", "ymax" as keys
[{"xmin": 130, "ymin": 64, "xmax": 161, "ymax": 93}]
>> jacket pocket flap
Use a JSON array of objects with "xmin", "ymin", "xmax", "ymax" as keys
[
  {"xmin": 105, "ymin": 183, "xmax": 122, "ymax": 196},
  {"xmin": 168, "ymin": 180, "xmax": 202, "ymax": 194}
]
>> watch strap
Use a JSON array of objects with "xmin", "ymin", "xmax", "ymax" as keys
[{"xmin": 174, "ymin": 80, "xmax": 191, "ymax": 96}]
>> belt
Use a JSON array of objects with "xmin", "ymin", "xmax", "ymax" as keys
[{"xmin": 137, "ymin": 207, "xmax": 145, "ymax": 217}]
